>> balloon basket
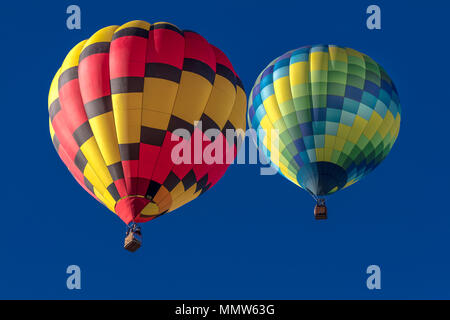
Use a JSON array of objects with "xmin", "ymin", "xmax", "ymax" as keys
[
  {"xmin": 124, "ymin": 225, "xmax": 142, "ymax": 252},
  {"xmin": 314, "ymin": 200, "xmax": 327, "ymax": 220}
]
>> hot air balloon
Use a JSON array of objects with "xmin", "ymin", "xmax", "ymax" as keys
[
  {"xmin": 48, "ymin": 20, "xmax": 246, "ymax": 251},
  {"xmin": 248, "ymin": 45, "xmax": 400, "ymax": 219}
]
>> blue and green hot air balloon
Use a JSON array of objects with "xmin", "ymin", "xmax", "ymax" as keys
[{"xmin": 248, "ymin": 45, "xmax": 401, "ymax": 219}]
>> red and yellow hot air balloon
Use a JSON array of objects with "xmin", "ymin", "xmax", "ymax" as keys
[{"xmin": 48, "ymin": 20, "xmax": 246, "ymax": 250}]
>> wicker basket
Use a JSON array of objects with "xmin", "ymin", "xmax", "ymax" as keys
[
  {"xmin": 124, "ymin": 231, "xmax": 142, "ymax": 252},
  {"xmin": 314, "ymin": 204, "xmax": 327, "ymax": 220}
]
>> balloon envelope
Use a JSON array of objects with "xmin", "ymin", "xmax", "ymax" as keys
[
  {"xmin": 49, "ymin": 20, "xmax": 246, "ymax": 224},
  {"xmin": 248, "ymin": 45, "xmax": 400, "ymax": 197}
]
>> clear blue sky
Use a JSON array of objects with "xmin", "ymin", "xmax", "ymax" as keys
[{"xmin": 0, "ymin": 0, "xmax": 448, "ymax": 299}]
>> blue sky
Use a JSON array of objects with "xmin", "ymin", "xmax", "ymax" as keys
[{"xmin": 0, "ymin": 0, "xmax": 448, "ymax": 299}]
